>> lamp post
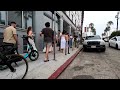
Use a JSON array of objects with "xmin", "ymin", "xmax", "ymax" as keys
[
  {"xmin": 80, "ymin": 11, "xmax": 84, "ymax": 44},
  {"xmin": 51, "ymin": 11, "xmax": 56, "ymax": 61},
  {"xmin": 53, "ymin": 11, "xmax": 56, "ymax": 61},
  {"xmin": 115, "ymin": 11, "xmax": 120, "ymax": 31}
]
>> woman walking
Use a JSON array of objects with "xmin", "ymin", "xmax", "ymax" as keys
[{"xmin": 60, "ymin": 31, "xmax": 67, "ymax": 53}]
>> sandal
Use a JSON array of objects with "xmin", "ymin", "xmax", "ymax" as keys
[{"xmin": 44, "ymin": 60, "xmax": 49, "ymax": 62}]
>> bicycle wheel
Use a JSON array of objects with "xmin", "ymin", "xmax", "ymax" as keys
[
  {"xmin": 0, "ymin": 54, "xmax": 28, "ymax": 79},
  {"xmin": 29, "ymin": 50, "xmax": 39, "ymax": 61}
]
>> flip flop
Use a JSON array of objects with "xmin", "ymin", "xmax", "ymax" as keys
[{"xmin": 44, "ymin": 60, "xmax": 49, "ymax": 62}]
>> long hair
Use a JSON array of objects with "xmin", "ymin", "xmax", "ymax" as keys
[
  {"xmin": 27, "ymin": 26, "xmax": 32, "ymax": 35},
  {"xmin": 62, "ymin": 30, "xmax": 66, "ymax": 35}
]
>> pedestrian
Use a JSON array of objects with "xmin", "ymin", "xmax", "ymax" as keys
[
  {"xmin": 66, "ymin": 33, "xmax": 70, "ymax": 54},
  {"xmin": 69, "ymin": 35, "xmax": 73, "ymax": 48},
  {"xmin": 76, "ymin": 36, "xmax": 79, "ymax": 48},
  {"xmin": 27, "ymin": 26, "xmax": 37, "ymax": 51},
  {"xmin": 57, "ymin": 30, "xmax": 62, "ymax": 51},
  {"xmin": 74, "ymin": 35, "xmax": 77, "ymax": 48},
  {"xmin": 40, "ymin": 22, "xmax": 54, "ymax": 62},
  {"xmin": 60, "ymin": 30, "xmax": 67, "ymax": 53},
  {"xmin": 72, "ymin": 36, "xmax": 75, "ymax": 51}
]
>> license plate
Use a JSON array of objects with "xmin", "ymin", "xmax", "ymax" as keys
[{"xmin": 91, "ymin": 46, "xmax": 96, "ymax": 48}]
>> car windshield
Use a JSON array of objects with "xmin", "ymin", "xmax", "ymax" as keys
[{"xmin": 85, "ymin": 35, "xmax": 101, "ymax": 40}]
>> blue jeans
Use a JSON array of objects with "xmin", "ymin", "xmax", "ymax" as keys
[{"xmin": 69, "ymin": 39, "xmax": 72, "ymax": 48}]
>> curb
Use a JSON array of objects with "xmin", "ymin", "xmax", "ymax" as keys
[{"xmin": 48, "ymin": 47, "xmax": 83, "ymax": 79}]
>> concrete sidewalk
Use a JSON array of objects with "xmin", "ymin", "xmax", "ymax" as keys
[{"xmin": 24, "ymin": 45, "xmax": 83, "ymax": 79}]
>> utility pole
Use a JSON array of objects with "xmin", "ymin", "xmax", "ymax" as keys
[
  {"xmin": 115, "ymin": 12, "xmax": 119, "ymax": 31},
  {"xmin": 117, "ymin": 16, "xmax": 119, "ymax": 30},
  {"xmin": 80, "ymin": 11, "xmax": 84, "ymax": 44},
  {"xmin": 53, "ymin": 11, "xmax": 56, "ymax": 61}
]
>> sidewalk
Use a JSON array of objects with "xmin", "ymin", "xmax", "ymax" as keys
[{"xmin": 24, "ymin": 45, "xmax": 83, "ymax": 79}]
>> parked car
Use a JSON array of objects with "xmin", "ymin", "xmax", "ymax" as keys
[
  {"xmin": 83, "ymin": 35, "xmax": 106, "ymax": 52},
  {"xmin": 109, "ymin": 36, "xmax": 120, "ymax": 49}
]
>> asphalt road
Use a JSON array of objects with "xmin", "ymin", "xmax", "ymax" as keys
[{"xmin": 58, "ymin": 43, "xmax": 120, "ymax": 79}]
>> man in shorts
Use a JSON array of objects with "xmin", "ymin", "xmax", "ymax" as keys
[
  {"xmin": 40, "ymin": 22, "xmax": 54, "ymax": 62},
  {"xmin": 57, "ymin": 30, "xmax": 62, "ymax": 51}
]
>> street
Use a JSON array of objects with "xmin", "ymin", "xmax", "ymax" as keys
[{"xmin": 58, "ymin": 42, "xmax": 120, "ymax": 79}]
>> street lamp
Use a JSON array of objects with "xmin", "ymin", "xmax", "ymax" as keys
[
  {"xmin": 115, "ymin": 11, "xmax": 120, "ymax": 31},
  {"xmin": 80, "ymin": 11, "xmax": 84, "ymax": 44},
  {"xmin": 53, "ymin": 11, "xmax": 56, "ymax": 61},
  {"xmin": 51, "ymin": 11, "xmax": 56, "ymax": 61}
]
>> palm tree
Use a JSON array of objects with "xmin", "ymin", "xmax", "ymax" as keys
[
  {"xmin": 89, "ymin": 23, "xmax": 96, "ymax": 35},
  {"xmin": 102, "ymin": 33, "xmax": 106, "ymax": 39},
  {"xmin": 104, "ymin": 27, "xmax": 108, "ymax": 37},
  {"xmin": 107, "ymin": 21, "xmax": 114, "ymax": 36},
  {"xmin": 107, "ymin": 21, "xmax": 114, "ymax": 26}
]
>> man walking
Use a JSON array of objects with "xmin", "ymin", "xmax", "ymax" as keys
[
  {"xmin": 57, "ymin": 30, "xmax": 62, "ymax": 51},
  {"xmin": 40, "ymin": 22, "xmax": 54, "ymax": 62}
]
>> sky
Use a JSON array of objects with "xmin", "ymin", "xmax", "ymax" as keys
[{"xmin": 83, "ymin": 11, "xmax": 120, "ymax": 37}]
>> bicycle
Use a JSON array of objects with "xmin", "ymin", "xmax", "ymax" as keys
[
  {"xmin": 22, "ymin": 36, "xmax": 39, "ymax": 61},
  {"xmin": 0, "ymin": 43, "xmax": 28, "ymax": 79}
]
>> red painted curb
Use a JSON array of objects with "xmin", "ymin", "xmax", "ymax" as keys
[{"xmin": 48, "ymin": 48, "xmax": 83, "ymax": 79}]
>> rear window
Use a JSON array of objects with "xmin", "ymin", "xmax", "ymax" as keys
[{"xmin": 85, "ymin": 35, "xmax": 101, "ymax": 40}]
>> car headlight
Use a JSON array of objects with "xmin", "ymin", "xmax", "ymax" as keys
[{"xmin": 100, "ymin": 41, "xmax": 105, "ymax": 45}]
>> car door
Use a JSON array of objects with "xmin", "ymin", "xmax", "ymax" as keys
[
  {"xmin": 114, "ymin": 37, "xmax": 118, "ymax": 47},
  {"xmin": 110, "ymin": 38, "xmax": 114, "ymax": 47},
  {"xmin": 112, "ymin": 37, "xmax": 117, "ymax": 47}
]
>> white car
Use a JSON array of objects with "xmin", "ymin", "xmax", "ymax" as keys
[
  {"xmin": 109, "ymin": 36, "xmax": 120, "ymax": 49},
  {"xmin": 83, "ymin": 35, "xmax": 106, "ymax": 52}
]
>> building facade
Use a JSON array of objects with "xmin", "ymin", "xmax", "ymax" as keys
[
  {"xmin": 0, "ymin": 11, "xmax": 82, "ymax": 54},
  {"xmin": 82, "ymin": 26, "xmax": 95, "ymax": 38}
]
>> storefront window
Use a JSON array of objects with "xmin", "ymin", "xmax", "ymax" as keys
[
  {"xmin": 0, "ymin": 11, "xmax": 6, "ymax": 25},
  {"xmin": 8, "ymin": 11, "xmax": 22, "ymax": 28},
  {"xmin": 23, "ymin": 11, "xmax": 33, "ymax": 29}
]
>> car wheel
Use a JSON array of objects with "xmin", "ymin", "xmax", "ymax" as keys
[{"xmin": 116, "ymin": 44, "xmax": 118, "ymax": 50}]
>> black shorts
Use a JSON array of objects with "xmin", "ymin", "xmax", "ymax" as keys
[
  {"xmin": 2, "ymin": 42, "xmax": 16, "ymax": 54},
  {"xmin": 57, "ymin": 40, "xmax": 60, "ymax": 46}
]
